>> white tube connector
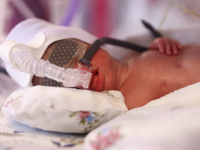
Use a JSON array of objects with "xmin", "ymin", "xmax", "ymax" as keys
[{"xmin": 0, "ymin": 41, "xmax": 92, "ymax": 89}]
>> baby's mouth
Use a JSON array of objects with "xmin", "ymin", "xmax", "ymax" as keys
[{"xmin": 90, "ymin": 68, "xmax": 104, "ymax": 91}]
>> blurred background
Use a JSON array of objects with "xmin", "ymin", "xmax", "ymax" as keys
[{"xmin": 0, "ymin": 0, "xmax": 200, "ymax": 41}]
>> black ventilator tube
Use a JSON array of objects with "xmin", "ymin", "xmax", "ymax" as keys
[
  {"xmin": 141, "ymin": 20, "xmax": 163, "ymax": 38},
  {"xmin": 79, "ymin": 37, "xmax": 149, "ymax": 66},
  {"xmin": 0, "ymin": 67, "xmax": 8, "ymax": 75},
  {"xmin": 79, "ymin": 20, "xmax": 163, "ymax": 66}
]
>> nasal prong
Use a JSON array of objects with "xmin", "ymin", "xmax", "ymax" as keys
[{"xmin": 76, "ymin": 60, "xmax": 92, "ymax": 73}]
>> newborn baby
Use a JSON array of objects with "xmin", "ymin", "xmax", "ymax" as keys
[
  {"xmin": 4, "ymin": 19, "xmax": 200, "ymax": 110},
  {"xmin": 32, "ymin": 35, "xmax": 198, "ymax": 110}
]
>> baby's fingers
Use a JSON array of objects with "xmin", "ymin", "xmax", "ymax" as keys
[
  {"xmin": 149, "ymin": 43, "xmax": 158, "ymax": 50},
  {"xmin": 155, "ymin": 38, "xmax": 165, "ymax": 53},
  {"xmin": 156, "ymin": 37, "xmax": 172, "ymax": 55},
  {"xmin": 176, "ymin": 41, "xmax": 182, "ymax": 50},
  {"xmin": 172, "ymin": 41, "xmax": 182, "ymax": 55},
  {"xmin": 163, "ymin": 38, "xmax": 172, "ymax": 55}
]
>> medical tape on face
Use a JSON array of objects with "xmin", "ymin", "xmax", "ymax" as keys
[{"xmin": 41, "ymin": 39, "xmax": 87, "ymax": 87}]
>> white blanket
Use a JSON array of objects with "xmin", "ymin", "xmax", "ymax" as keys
[
  {"xmin": 85, "ymin": 82, "xmax": 200, "ymax": 150},
  {"xmin": 0, "ymin": 73, "xmax": 87, "ymax": 150}
]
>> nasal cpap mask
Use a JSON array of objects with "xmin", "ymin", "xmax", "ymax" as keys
[
  {"xmin": 0, "ymin": 18, "xmax": 148, "ymax": 89},
  {"xmin": 0, "ymin": 37, "xmax": 92, "ymax": 89},
  {"xmin": 0, "ymin": 18, "xmax": 97, "ymax": 89}
]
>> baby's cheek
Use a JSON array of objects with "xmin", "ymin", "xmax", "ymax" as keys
[
  {"xmin": 104, "ymin": 76, "xmax": 115, "ymax": 90},
  {"xmin": 102, "ymin": 65, "xmax": 116, "ymax": 90},
  {"xmin": 93, "ymin": 48, "xmax": 110, "ymax": 59}
]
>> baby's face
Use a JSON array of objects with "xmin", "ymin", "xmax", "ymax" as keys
[
  {"xmin": 32, "ymin": 38, "xmax": 117, "ymax": 91},
  {"xmin": 89, "ymin": 47, "xmax": 118, "ymax": 91}
]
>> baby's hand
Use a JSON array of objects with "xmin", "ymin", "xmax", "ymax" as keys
[{"xmin": 149, "ymin": 37, "xmax": 182, "ymax": 55}]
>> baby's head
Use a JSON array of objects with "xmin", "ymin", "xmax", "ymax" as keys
[
  {"xmin": 3, "ymin": 18, "xmax": 118, "ymax": 91},
  {"xmin": 32, "ymin": 37, "xmax": 116, "ymax": 91}
]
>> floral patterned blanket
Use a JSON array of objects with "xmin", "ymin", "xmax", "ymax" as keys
[{"xmin": 0, "ymin": 73, "xmax": 87, "ymax": 150}]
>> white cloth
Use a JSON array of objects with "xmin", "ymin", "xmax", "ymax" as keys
[
  {"xmin": 2, "ymin": 86, "xmax": 128, "ymax": 133},
  {"xmin": 85, "ymin": 82, "xmax": 200, "ymax": 150}
]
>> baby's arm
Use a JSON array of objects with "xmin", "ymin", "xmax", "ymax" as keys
[{"xmin": 149, "ymin": 37, "xmax": 182, "ymax": 55}]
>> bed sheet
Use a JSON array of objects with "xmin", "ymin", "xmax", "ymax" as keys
[{"xmin": 0, "ymin": 72, "xmax": 87, "ymax": 150}]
